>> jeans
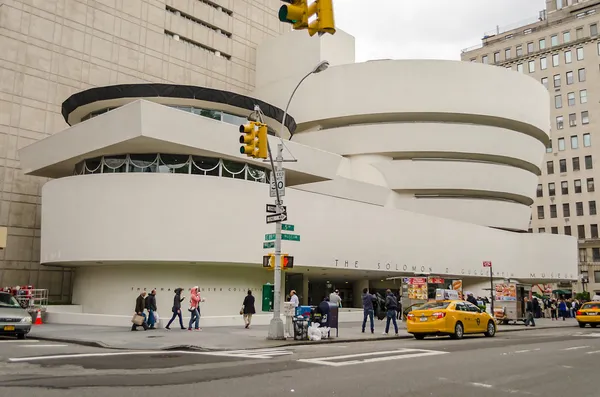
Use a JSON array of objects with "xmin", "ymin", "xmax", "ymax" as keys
[
  {"xmin": 166, "ymin": 309, "xmax": 184, "ymax": 329},
  {"xmin": 362, "ymin": 309, "xmax": 374, "ymax": 332},
  {"xmin": 147, "ymin": 309, "xmax": 155, "ymax": 328},
  {"xmin": 188, "ymin": 308, "xmax": 200, "ymax": 329},
  {"xmin": 385, "ymin": 310, "xmax": 398, "ymax": 334},
  {"xmin": 525, "ymin": 311, "xmax": 536, "ymax": 326}
]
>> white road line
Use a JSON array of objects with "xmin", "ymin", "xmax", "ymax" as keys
[
  {"xmin": 563, "ymin": 346, "xmax": 590, "ymax": 351},
  {"xmin": 470, "ymin": 383, "xmax": 492, "ymax": 388},
  {"xmin": 514, "ymin": 349, "xmax": 540, "ymax": 354},
  {"xmin": 0, "ymin": 340, "xmax": 38, "ymax": 343},
  {"xmin": 298, "ymin": 349, "xmax": 448, "ymax": 367},
  {"xmin": 20, "ymin": 344, "xmax": 68, "ymax": 348},
  {"xmin": 586, "ymin": 350, "xmax": 600, "ymax": 354}
]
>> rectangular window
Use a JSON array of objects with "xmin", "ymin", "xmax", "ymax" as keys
[
  {"xmin": 551, "ymin": 226, "xmax": 559, "ymax": 235},
  {"xmin": 589, "ymin": 178, "xmax": 596, "ymax": 192},
  {"xmin": 558, "ymin": 137, "xmax": 566, "ymax": 151},
  {"xmin": 551, "ymin": 204, "xmax": 558, "ymax": 218},
  {"xmin": 569, "ymin": 113, "xmax": 577, "ymax": 127},
  {"xmin": 565, "ymin": 225, "xmax": 572, "ymax": 235},
  {"xmin": 573, "ymin": 157, "xmax": 580, "ymax": 170},
  {"xmin": 551, "ymin": 35, "xmax": 559, "ymax": 46},
  {"xmin": 517, "ymin": 63, "xmax": 524, "ymax": 72},
  {"xmin": 482, "ymin": 55, "xmax": 488, "ymax": 64},
  {"xmin": 590, "ymin": 201, "xmax": 597, "ymax": 215},
  {"xmin": 571, "ymin": 135, "xmax": 579, "ymax": 148},
  {"xmin": 564, "ymin": 203, "xmax": 571, "ymax": 217},
  {"xmin": 586, "ymin": 155, "xmax": 593, "ymax": 169},
  {"xmin": 547, "ymin": 141, "xmax": 553, "ymax": 153},
  {"xmin": 565, "ymin": 50, "xmax": 572, "ymax": 63},
  {"xmin": 555, "ymin": 95, "xmax": 563, "ymax": 109},
  {"xmin": 592, "ymin": 224, "xmax": 599, "ymax": 239},
  {"xmin": 568, "ymin": 92, "xmax": 576, "ymax": 106},
  {"xmin": 540, "ymin": 57, "xmax": 547, "ymax": 69},
  {"xmin": 547, "ymin": 160, "xmax": 555, "ymax": 174},
  {"xmin": 563, "ymin": 31, "xmax": 571, "ymax": 43},
  {"xmin": 566, "ymin": 71, "xmax": 574, "ymax": 84},
  {"xmin": 528, "ymin": 60, "xmax": 535, "ymax": 73},
  {"xmin": 582, "ymin": 111, "xmax": 589, "ymax": 124},
  {"xmin": 560, "ymin": 159, "xmax": 567, "ymax": 173},
  {"xmin": 577, "ymin": 47, "xmax": 584, "ymax": 61},
  {"xmin": 556, "ymin": 116, "xmax": 564, "ymax": 129},
  {"xmin": 539, "ymin": 38, "xmax": 546, "ymax": 49},
  {"xmin": 541, "ymin": 77, "xmax": 548, "ymax": 88},
  {"xmin": 591, "ymin": 23, "xmax": 598, "ymax": 36},
  {"xmin": 537, "ymin": 184, "xmax": 543, "ymax": 197},
  {"xmin": 539, "ymin": 227, "xmax": 546, "ymax": 233},
  {"xmin": 576, "ymin": 27, "xmax": 583, "ymax": 39},
  {"xmin": 580, "ymin": 89, "xmax": 588, "ymax": 103},
  {"xmin": 561, "ymin": 180, "xmax": 569, "ymax": 194},
  {"xmin": 554, "ymin": 74, "xmax": 562, "ymax": 87},
  {"xmin": 575, "ymin": 179, "xmax": 583, "ymax": 193},
  {"xmin": 577, "ymin": 201, "xmax": 584, "ymax": 216},
  {"xmin": 537, "ymin": 205, "xmax": 545, "ymax": 219},
  {"xmin": 578, "ymin": 225, "xmax": 586, "ymax": 238},
  {"xmin": 553, "ymin": 53, "xmax": 560, "ymax": 66},
  {"xmin": 494, "ymin": 52, "xmax": 500, "ymax": 63},
  {"xmin": 516, "ymin": 45, "xmax": 523, "ymax": 56},
  {"xmin": 527, "ymin": 42, "xmax": 534, "ymax": 53},
  {"xmin": 549, "ymin": 182, "xmax": 556, "ymax": 196},
  {"xmin": 584, "ymin": 133, "xmax": 591, "ymax": 146},
  {"xmin": 579, "ymin": 68, "xmax": 586, "ymax": 82},
  {"xmin": 505, "ymin": 48, "xmax": 511, "ymax": 59}
]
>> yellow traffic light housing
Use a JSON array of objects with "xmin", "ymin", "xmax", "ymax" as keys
[
  {"xmin": 257, "ymin": 122, "xmax": 268, "ymax": 159},
  {"xmin": 239, "ymin": 121, "xmax": 259, "ymax": 157},
  {"xmin": 279, "ymin": 0, "xmax": 308, "ymax": 29},
  {"xmin": 262, "ymin": 254, "xmax": 294, "ymax": 270},
  {"xmin": 307, "ymin": 0, "xmax": 336, "ymax": 37}
]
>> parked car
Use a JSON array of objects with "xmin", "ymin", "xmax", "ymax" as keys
[{"xmin": 0, "ymin": 291, "xmax": 32, "ymax": 339}]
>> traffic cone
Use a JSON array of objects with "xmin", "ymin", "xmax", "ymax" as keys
[{"xmin": 34, "ymin": 309, "xmax": 43, "ymax": 325}]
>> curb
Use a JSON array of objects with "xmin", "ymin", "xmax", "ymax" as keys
[{"xmin": 28, "ymin": 324, "xmax": 577, "ymax": 351}]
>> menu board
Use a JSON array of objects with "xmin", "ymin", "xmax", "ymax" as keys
[
  {"xmin": 495, "ymin": 283, "xmax": 517, "ymax": 301},
  {"xmin": 451, "ymin": 280, "xmax": 463, "ymax": 300},
  {"xmin": 406, "ymin": 277, "xmax": 427, "ymax": 300}
]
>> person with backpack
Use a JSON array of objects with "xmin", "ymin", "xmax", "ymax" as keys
[{"xmin": 383, "ymin": 289, "xmax": 399, "ymax": 336}]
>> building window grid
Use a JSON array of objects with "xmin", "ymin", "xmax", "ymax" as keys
[
  {"xmin": 569, "ymin": 113, "xmax": 577, "ymax": 127},
  {"xmin": 557, "ymin": 116, "xmax": 564, "ymax": 129},
  {"xmin": 577, "ymin": 47, "xmax": 584, "ymax": 61},
  {"xmin": 555, "ymin": 95, "xmax": 563, "ymax": 109},
  {"xmin": 580, "ymin": 89, "xmax": 588, "ymax": 104},
  {"xmin": 590, "ymin": 200, "xmax": 597, "ymax": 215},
  {"xmin": 547, "ymin": 160, "xmax": 555, "ymax": 174},
  {"xmin": 558, "ymin": 137, "xmax": 566, "ymax": 151},
  {"xmin": 582, "ymin": 111, "xmax": 590, "ymax": 124},
  {"xmin": 164, "ymin": 30, "xmax": 232, "ymax": 59},
  {"xmin": 565, "ymin": 225, "xmax": 572, "ymax": 235},
  {"xmin": 568, "ymin": 92, "xmax": 576, "ymax": 106},
  {"xmin": 538, "ymin": 205, "xmax": 545, "ymax": 219},
  {"xmin": 564, "ymin": 203, "xmax": 571, "ymax": 217},
  {"xmin": 566, "ymin": 71, "xmax": 574, "ymax": 85},
  {"xmin": 565, "ymin": 50, "xmax": 572, "ymax": 63},
  {"xmin": 588, "ymin": 177, "xmax": 595, "ymax": 192},
  {"xmin": 573, "ymin": 156, "xmax": 581, "ymax": 171},
  {"xmin": 575, "ymin": 179, "xmax": 583, "ymax": 193},
  {"xmin": 584, "ymin": 133, "xmax": 591, "ymax": 146},
  {"xmin": 166, "ymin": 6, "xmax": 232, "ymax": 37},
  {"xmin": 577, "ymin": 201, "xmax": 584, "ymax": 216},
  {"xmin": 585, "ymin": 155, "xmax": 593, "ymax": 169},
  {"xmin": 549, "ymin": 182, "xmax": 556, "ymax": 196},
  {"xmin": 561, "ymin": 180, "xmax": 569, "ymax": 194}
]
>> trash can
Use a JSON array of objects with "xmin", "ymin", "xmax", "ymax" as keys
[{"xmin": 293, "ymin": 316, "xmax": 309, "ymax": 340}]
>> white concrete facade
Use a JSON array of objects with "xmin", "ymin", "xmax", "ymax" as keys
[{"xmin": 18, "ymin": 30, "xmax": 578, "ymax": 325}]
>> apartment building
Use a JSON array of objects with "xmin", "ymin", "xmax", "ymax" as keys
[
  {"xmin": 0, "ymin": 0, "xmax": 286, "ymax": 301},
  {"xmin": 462, "ymin": 0, "xmax": 600, "ymax": 297}
]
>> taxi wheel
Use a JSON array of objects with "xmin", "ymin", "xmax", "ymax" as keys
[
  {"xmin": 450, "ymin": 322, "xmax": 464, "ymax": 339},
  {"xmin": 414, "ymin": 334, "xmax": 426, "ymax": 340},
  {"xmin": 579, "ymin": 322, "xmax": 586, "ymax": 328},
  {"xmin": 484, "ymin": 321, "xmax": 496, "ymax": 337}
]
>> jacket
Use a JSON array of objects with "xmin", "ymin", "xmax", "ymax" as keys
[
  {"xmin": 189, "ymin": 287, "xmax": 200, "ymax": 310},
  {"xmin": 172, "ymin": 288, "xmax": 185, "ymax": 311},
  {"xmin": 145, "ymin": 294, "xmax": 157, "ymax": 311},
  {"xmin": 362, "ymin": 293, "xmax": 374, "ymax": 310},
  {"xmin": 242, "ymin": 295, "xmax": 256, "ymax": 314},
  {"xmin": 385, "ymin": 294, "xmax": 398, "ymax": 311},
  {"xmin": 135, "ymin": 294, "xmax": 146, "ymax": 314}
]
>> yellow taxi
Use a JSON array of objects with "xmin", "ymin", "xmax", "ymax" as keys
[
  {"xmin": 406, "ymin": 300, "xmax": 497, "ymax": 340},
  {"xmin": 576, "ymin": 301, "xmax": 600, "ymax": 328}
]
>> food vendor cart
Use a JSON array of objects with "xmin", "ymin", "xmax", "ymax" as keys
[{"xmin": 493, "ymin": 282, "xmax": 531, "ymax": 324}]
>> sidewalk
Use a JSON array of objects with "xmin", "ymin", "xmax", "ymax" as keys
[{"xmin": 27, "ymin": 318, "xmax": 578, "ymax": 351}]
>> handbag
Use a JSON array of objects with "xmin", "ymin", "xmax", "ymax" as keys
[
  {"xmin": 240, "ymin": 306, "xmax": 244, "ymax": 315},
  {"xmin": 131, "ymin": 314, "xmax": 144, "ymax": 326}
]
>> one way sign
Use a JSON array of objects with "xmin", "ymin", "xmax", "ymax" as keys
[
  {"xmin": 266, "ymin": 204, "xmax": 287, "ymax": 214},
  {"xmin": 266, "ymin": 213, "xmax": 287, "ymax": 224}
]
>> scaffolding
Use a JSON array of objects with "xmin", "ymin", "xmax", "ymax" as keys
[{"xmin": 14, "ymin": 289, "xmax": 49, "ymax": 313}]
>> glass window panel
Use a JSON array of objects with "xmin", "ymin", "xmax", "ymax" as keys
[
  {"xmin": 222, "ymin": 160, "xmax": 246, "ymax": 179},
  {"xmin": 191, "ymin": 156, "xmax": 220, "ymax": 176}
]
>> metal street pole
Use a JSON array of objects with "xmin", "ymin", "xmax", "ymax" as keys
[{"xmin": 490, "ymin": 264, "xmax": 494, "ymax": 314}]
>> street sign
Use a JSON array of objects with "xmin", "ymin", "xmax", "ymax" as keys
[
  {"xmin": 483, "ymin": 261, "xmax": 492, "ymax": 268},
  {"xmin": 263, "ymin": 241, "xmax": 275, "ymax": 249},
  {"xmin": 265, "ymin": 234, "xmax": 276, "ymax": 241},
  {"xmin": 266, "ymin": 204, "xmax": 287, "ymax": 214},
  {"xmin": 281, "ymin": 233, "xmax": 300, "ymax": 242},
  {"xmin": 282, "ymin": 224, "xmax": 295, "ymax": 231},
  {"xmin": 269, "ymin": 170, "xmax": 285, "ymax": 198},
  {"xmin": 266, "ymin": 213, "xmax": 287, "ymax": 224}
]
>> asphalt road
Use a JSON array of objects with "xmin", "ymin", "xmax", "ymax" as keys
[{"xmin": 1, "ymin": 327, "xmax": 599, "ymax": 396}]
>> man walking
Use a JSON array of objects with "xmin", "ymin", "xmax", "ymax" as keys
[
  {"xmin": 383, "ymin": 289, "xmax": 399, "ymax": 336},
  {"xmin": 131, "ymin": 291, "xmax": 149, "ymax": 331},
  {"xmin": 524, "ymin": 297, "xmax": 536, "ymax": 327},
  {"xmin": 146, "ymin": 289, "xmax": 157, "ymax": 329},
  {"xmin": 361, "ymin": 288, "xmax": 375, "ymax": 334}
]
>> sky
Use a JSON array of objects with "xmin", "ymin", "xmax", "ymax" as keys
[{"xmin": 332, "ymin": 0, "xmax": 547, "ymax": 61}]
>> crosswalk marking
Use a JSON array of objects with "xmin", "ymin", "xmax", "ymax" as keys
[
  {"xmin": 298, "ymin": 348, "xmax": 448, "ymax": 367},
  {"xmin": 563, "ymin": 346, "xmax": 590, "ymax": 351},
  {"xmin": 573, "ymin": 332, "xmax": 600, "ymax": 337},
  {"xmin": 0, "ymin": 340, "xmax": 39, "ymax": 344},
  {"xmin": 202, "ymin": 348, "xmax": 293, "ymax": 359}
]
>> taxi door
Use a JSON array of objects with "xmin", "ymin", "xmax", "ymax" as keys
[
  {"xmin": 465, "ymin": 302, "xmax": 486, "ymax": 332},
  {"xmin": 453, "ymin": 302, "xmax": 474, "ymax": 332}
]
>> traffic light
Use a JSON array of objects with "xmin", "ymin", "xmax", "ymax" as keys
[
  {"xmin": 282, "ymin": 254, "xmax": 294, "ymax": 269},
  {"xmin": 262, "ymin": 254, "xmax": 294, "ymax": 270},
  {"xmin": 279, "ymin": 0, "xmax": 308, "ymax": 29},
  {"xmin": 239, "ymin": 121, "xmax": 268, "ymax": 159},
  {"xmin": 307, "ymin": 0, "xmax": 336, "ymax": 37}
]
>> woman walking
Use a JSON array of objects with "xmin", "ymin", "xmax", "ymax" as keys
[
  {"xmin": 242, "ymin": 290, "xmax": 256, "ymax": 329},
  {"xmin": 165, "ymin": 288, "xmax": 186, "ymax": 330},
  {"xmin": 188, "ymin": 286, "xmax": 201, "ymax": 331}
]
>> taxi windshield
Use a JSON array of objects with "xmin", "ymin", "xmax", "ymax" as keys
[
  {"xmin": 0, "ymin": 293, "xmax": 21, "ymax": 308},
  {"xmin": 416, "ymin": 302, "xmax": 450, "ymax": 310},
  {"xmin": 582, "ymin": 303, "xmax": 600, "ymax": 310}
]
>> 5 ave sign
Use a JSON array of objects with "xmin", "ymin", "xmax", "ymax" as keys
[{"xmin": 270, "ymin": 170, "xmax": 285, "ymax": 198}]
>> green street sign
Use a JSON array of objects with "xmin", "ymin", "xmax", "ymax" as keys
[
  {"xmin": 282, "ymin": 233, "xmax": 300, "ymax": 242},
  {"xmin": 263, "ymin": 241, "xmax": 275, "ymax": 249},
  {"xmin": 265, "ymin": 233, "xmax": 276, "ymax": 241},
  {"xmin": 282, "ymin": 224, "xmax": 295, "ymax": 232}
]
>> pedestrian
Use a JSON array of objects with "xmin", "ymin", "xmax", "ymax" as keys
[
  {"xmin": 532, "ymin": 297, "xmax": 540, "ymax": 319},
  {"xmin": 286, "ymin": 290, "xmax": 300, "ymax": 338},
  {"xmin": 361, "ymin": 288, "xmax": 375, "ymax": 334},
  {"xmin": 242, "ymin": 290, "xmax": 256, "ymax": 329},
  {"xmin": 329, "ymin": 289, "xmax": 341, "ymax": 307},
  {"xmin": 165, "ymin": 287, "xmax": 186, "ymax": 330},
  {"xmin": 550, "ymin": 299, "xmax": 558, "ymax": 320},
  {"xmin": 131, "ymin": 291, "xmax": 149, "ymax": 331},
  {"xmin": 466, "ymin": 292, "xmax": 478, "ymax": 306},
  {"xmin": 383, "ymin": 289, "xmax": 399, "ymax": 336},
  {"xmin": 146, "ymin": 289, "xmax": 158, "ymax": 330},
  {"xmin": 558, "ymin": 299, "xmax": 567, "ymax": 321},
  {"xmin": 316, "ymin": 296, "xmax": 330, "ymax": 326},
  {"xmin": 188, "ymin": 286, "xmax": 201, "ymax": 331},
  {"xmin": 524, "ymin": 297, "xmax": 536, "ymax": 327}
]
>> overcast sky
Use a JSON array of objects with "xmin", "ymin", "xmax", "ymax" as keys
[{"xmin": 332, "ymin": 0, "xmax": 547, "ymax": 61}]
